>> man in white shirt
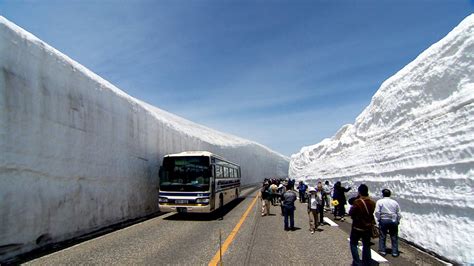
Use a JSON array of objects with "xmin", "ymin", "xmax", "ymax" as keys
[
  {"xmin": 323, "ymin": 180, "xmax": 332, "ymax": 211},
  {"xmin": 374, "ymin": 189, "xmax": 402, "ymax": 257}
]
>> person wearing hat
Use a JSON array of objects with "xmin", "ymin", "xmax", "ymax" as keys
[
  {"xmin": 307, "ymin": 186, "xmax": 323, "ymax": 234},
  {"xmin": 375, "ymin": 189, "xmax": 402, "ymax": 257}
]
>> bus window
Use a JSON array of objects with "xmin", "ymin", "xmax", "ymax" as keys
[
  {"xmin": 223, "ymin": 167, "xmax": 229, "ymax": 178},
  {"xmin": 215, "ymin": 165, "xmax": 223, "ymax": 178},
  {"xmin": 160, "ymin": 156, "xmax": 211, "ymax": 192}
]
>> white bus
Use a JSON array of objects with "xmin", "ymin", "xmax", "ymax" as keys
[{"xmin": 158, "ymin": 151, "xmax": 241, "ymax": 213}]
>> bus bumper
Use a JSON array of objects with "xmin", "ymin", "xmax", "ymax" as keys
[{"xmin": 159, "ymin": 204, "xmax": 212, "ymax": 213}]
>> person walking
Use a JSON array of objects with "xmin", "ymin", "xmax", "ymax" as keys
[
  {"xmin": 282, "ymin": 184, "xmax": 297, "ymax": 231},
  {"xmin": 375, "ymin": 189, "xmax": 402, "ymax": 257},
  {"xmin": 349, "ymin": 184, "xmax": 376, "ymax": 266},
  {"xmin": 307, "ymin": 187, "xmax": 320, "ymax": 234},
  {"xmin": 333, "ymin": 181, "xmax": 351, "ymax": 221},
  {"xmin": 260, "ymin": 182, "xmax": 271, "ymax": 216}
]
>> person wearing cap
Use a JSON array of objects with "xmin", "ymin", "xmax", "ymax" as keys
[
  {"xmin": 307, "ymin": 186, "xmax": 322, "ymax": 234},
  {"xmin": 375, "ymin": 189, "xmax": 402, "ymax": 257}
]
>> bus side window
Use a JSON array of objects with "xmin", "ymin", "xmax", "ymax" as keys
[
  {"xmin": 216, "ymin": 165, "xmax": 223, "ymax": 178},
  {"xmin": 223, "ymin": 167, "xmax": 229, "ymax": 178}
]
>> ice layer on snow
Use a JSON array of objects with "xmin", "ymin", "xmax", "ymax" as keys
[
  {"xmin": 289, "ymin": 14, "xmax": 474, "ymax": 264},
  {"xmin": 0, "ymin": 16, "xmax": 288, "ymax": 261}
]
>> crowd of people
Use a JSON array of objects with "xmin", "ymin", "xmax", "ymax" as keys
[{"xmin": 259, "ymin": 178, "xmax": 402, "ymax": 266}]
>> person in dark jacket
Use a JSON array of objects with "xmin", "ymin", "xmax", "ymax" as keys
[
  {"xmin": 260, "ymin": 182, "xmax": 271, "ymax": 216},
  {"xmin": 333, "ymin": 181, "xmax": 351, "ymax": 221},
  {"xmin": 297, "ymin": 181, "xmax": 308, "ymax": 203},
  {"xmin": 349, "ymin": 184, "xmax": 376, "ymax": 266},
  {"xmin": 281, "ymin": 184, "xmax": 297, "ymax": 231}
]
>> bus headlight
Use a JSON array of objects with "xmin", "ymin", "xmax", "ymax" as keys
[
  {"xmin": 158, "ymin": 197, "xmax": 169, "ymax": 203},
  {"xmin": 196, "ymin": 198, "xmax": 210, "ymax": 204}
]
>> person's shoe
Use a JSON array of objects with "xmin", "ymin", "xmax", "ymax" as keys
[
  {"xmin": 378, "ymin": 251, "xmax": 386, "ymax": 256},
  {"xmin": 311, "ymin": 230, "xmax": 315, "ymax": 234},
  {"xmin": 284, "ymin": 227, "xmax": 290, "ymax": 231},
  {"xmin": 392, "ymin": 253, "xmax": 399, "ymax": 257},
  {"xmin": 340, "ymin": 217, "xmax": 345, "ymax": 221}
]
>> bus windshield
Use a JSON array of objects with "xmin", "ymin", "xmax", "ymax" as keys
[{"xmin": 160, "ymin": 156, "xmax": 211, "ymax": 192}]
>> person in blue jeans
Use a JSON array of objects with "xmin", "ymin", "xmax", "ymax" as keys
[
  {"xmin": 375, "ymin": 189, "xmax": 402, "ymax": 257},
  {"xmin": 297, "ymin": 181, "xmax": 307, "ymax": 203},
  {"xmin": 282, "ymin": 185, "xmax": 297, "ymax": 231}
]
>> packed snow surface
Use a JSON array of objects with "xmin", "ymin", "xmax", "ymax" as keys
[
  {"xmin": 290, "ymin": 14, "xmax": 474, "ymax": 264},
  {"xmin": 0, "ymin": 16, "xmax": 288, "ymax": 261}
]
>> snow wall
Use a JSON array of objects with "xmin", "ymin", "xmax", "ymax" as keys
[
  {"xmin": 0, "ymin": 16, "xmax": 289, "ymax": 261},
  {"xmin": 289, "ymin": 14, "xmax": 474, "ymax": 264}
]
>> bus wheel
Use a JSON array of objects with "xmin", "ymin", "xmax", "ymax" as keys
[
  {"xmin": 236, "ymin": 188, "xmax": 239, "ymax": 199},
  {"xmin": 219, "ymin": 194, "xmax": 224, "ymax": 208}
]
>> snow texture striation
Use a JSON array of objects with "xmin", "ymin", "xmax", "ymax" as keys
[
  {"xmin": 0, "ymin": 16, "xmax": 288, "ymax": 261},
  {"xmin": 290, "ymin": 14, "xmax": 474, "ymax": 264}
]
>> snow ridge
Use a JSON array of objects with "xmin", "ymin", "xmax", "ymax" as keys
[{"xmin": 289, "ymin": 14, "xmax": 474, "ymax": 264}]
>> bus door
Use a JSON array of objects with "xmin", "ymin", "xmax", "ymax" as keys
[{"xmin": 209, "ymin": 164, "xmax": 216, "ymax": 211}]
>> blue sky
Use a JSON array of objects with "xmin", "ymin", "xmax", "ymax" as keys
[{"xmin": 1, "ymin": 0, "xmax": 473, "ymax": 156}]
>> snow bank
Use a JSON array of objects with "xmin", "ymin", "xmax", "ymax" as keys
[
  {"xmin": 0, "ymin": 16, "xmax": 288, "ymax": 261},
  {"xmin": 289, "ymin": 14, "xmax": 474, "ymax": 264}
]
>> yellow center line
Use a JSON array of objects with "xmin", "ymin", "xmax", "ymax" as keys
[{"xmin": 208, "ymin": 192, "xmax": 259, "ymax": 266}]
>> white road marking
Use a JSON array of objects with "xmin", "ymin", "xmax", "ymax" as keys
[
  {"xmin": 346, "ymin": 238, "xmax": 388, "ymax": 263},
  {"xmin": 323, "ymin": 217, "xmax": 339, "ymax": 227}
]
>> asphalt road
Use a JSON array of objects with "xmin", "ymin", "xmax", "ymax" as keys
[{"xmin": 22, "ymin": 187, "xmax": 447, "ymax": 265}]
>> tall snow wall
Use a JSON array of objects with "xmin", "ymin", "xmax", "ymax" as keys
[
  {"xmin": 290, "ymin": 15, "xmax": 474, "ymax": 264},
  {"xmin": 0, "ymin": 17, "xmax": 289, "ymax": 261}
]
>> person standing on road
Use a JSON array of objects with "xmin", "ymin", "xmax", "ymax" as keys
[
  {"xmin": 260, "ymin": 182, "xmax": 271, "ymax": 216},
  {"xmin": 282, "ymin": 184, "xmax": 297, "ymax": 231},
  {"xmin": 316, "ymin": 182, "xmax": 325, "ymax": 225},
  {"xmin": 375, "ymin": 189, "xmax": 402, "ymax": 257},
  {"xmin": 323, "ymin": 180, "xmax": 332, "ymax": 211},
  {"xmin": 333, "ymin": 181, "xmax": 351, "ymax": 221},
  {"xmin": 297, "ymin": 181, "xmax": 308, "ymax": 203},
  {"xmin": 349, "ymin": 184, "xmax": 376, "ymax": 266},
  {"xmin": 270, "ymin": 182, "xmax": 278, "ymax": 206},
  {"xmin": 307, "ymin": 187, "xmax": 320, "ymax": 234},
  {"xmin": 278, "ymin": 182, "xmax": 287, "ymax": 215}
]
